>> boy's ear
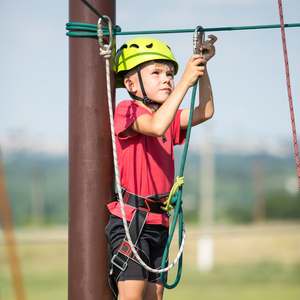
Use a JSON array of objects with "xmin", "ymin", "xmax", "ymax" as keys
[{"xmin": 124, "ymin": 77, "xmax": 137, "ymax": 93}]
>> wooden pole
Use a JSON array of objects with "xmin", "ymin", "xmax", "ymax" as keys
[
  {"xmin": 68, "ymin": 0, "xmax": 115, "ymax": 299},
  {"xmin": 0, "ymin": 151, "xmax": 26, "ymax": 300}
]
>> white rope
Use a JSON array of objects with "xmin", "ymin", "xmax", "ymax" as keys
[{"xmin": 98, "ymin": 17, "xmax": 185, "ymax": 274}]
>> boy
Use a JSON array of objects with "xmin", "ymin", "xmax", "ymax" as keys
[{"xmin": 107, "ymin": 35, "xmax": 217, "ymax": 300}]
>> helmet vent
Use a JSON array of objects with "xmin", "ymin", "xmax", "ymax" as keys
[
  {"xmin": 130, "ymin": 44, "xmax": 139, "ymax": 49},
  {"xmin": 119, "ymin": 44, "xmax": 128, "ymax": 51},
  {"xmin": 146, "ymin": 43, "xmax": 153, "ymax": 49}
]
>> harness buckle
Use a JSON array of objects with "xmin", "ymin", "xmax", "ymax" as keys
[{"xmin": 111, "ymin": 254, "xmax": 128, "ymax": 272}]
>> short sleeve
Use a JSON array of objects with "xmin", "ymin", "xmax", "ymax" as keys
[{"xmin": 114, "ymin": 100, "xmax": 151, "ymax": 137}]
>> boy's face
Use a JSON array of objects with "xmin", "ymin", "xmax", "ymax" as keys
[{"xmin": 126, "ymin": 61, "xmax": 175, "ymax": 104}]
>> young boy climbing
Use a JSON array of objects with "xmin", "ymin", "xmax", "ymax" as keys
[{"xmin": 106, "ymin": 34, "xmax": 217, "ymax": 300}]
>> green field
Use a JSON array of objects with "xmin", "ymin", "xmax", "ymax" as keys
[{"xmin": 1, "ymin": 223, "xmax": 300, "ymax": 300}]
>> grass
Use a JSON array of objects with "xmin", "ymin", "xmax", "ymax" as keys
[
  {"xmin": 0, "ymin": 229, "xmax": 68, "ymax": 300},
  {"xmin": 1, "ymin": 223, "xmax": 300, "ymax": 300},
  {"xmin": 165, "ymin": 264, "xmax": 300, "ymax": 300}
]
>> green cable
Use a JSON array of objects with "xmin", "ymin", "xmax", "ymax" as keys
[
  {"xmin": 66, "ymin": 22, "xmax": 300, "ymax": 37},
  {"xmin": 66, "ymin": 22, "xmax": 121, "ymax": 36},
  {"xmin": 160, "ymin": 80, "xmax": 198, "ymax": 289}
]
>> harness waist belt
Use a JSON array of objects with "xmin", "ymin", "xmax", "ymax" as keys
[{"xmin": 121, "ymin": 190, "xmax": 169, "ymax": 214}]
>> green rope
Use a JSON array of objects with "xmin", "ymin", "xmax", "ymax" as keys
[
  {"xmin": 160, "ymin": 79, "xmax": 198, "ymax": 289},
  {"xmin": 66, "ymin": 22, "xmax": 121, "ymax": 36},
  {"xmin": 66, "ymin": 22, "xmax": 300, "ymax": 37}
]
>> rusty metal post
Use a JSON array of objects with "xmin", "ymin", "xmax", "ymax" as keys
[
  {"xmin": 0, "ymin": 151, "xmax": 26, "ymax": 300},
  {"xmin": 68, "ymin": 1, "xmax": 115, "ymax": 299}
]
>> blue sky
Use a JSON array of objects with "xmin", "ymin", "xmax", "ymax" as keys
[{"xmin": 0, "ymin": 0, "xmax": 299, "ymax": 154}]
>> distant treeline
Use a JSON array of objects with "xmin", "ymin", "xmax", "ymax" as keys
[{"xmin": 2, "ymin": 150, "xmax": 300, "ymax": 227}]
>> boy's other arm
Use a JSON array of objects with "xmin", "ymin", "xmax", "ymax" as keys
[
  {"xmin": 179, "ymin": 68, "xmax": 214, "ymax": 129},
  {"xmin": 180, "ymin": 34, "xmax": 217, "ymax": 129},
  {"xmin": 123, "ymin": 35, "xmax": 217, "ymax": 137}
]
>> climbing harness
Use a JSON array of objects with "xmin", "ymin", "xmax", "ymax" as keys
[
  {"xmin": 97, "ymin": 17, "xmax": 206, "ymax": 293},
  {"xmin": 109, "ymin": 190, "xmax": 169, "ymax": 296}
]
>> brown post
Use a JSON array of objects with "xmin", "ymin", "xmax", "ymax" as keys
[
  {"xmin": 68, "ymin": 1, "xmax": 115, "ymax": 299},
  {"xmin": 0, "ymin": 151, "xmax": 26, "ymax": 300}
]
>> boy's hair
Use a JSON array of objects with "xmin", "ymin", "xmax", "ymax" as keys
[{"xmin": 123, "ymin": 59, "xmax": 175, "ymax": 82}]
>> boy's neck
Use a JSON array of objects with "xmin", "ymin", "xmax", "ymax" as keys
[{"xmin": 133, "ymin": 99, "xmax": 158, "ymax": 114}]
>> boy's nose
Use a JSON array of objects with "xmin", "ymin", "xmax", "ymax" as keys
[{"xmin": 163, "ymin": 74, "xmax": 171, "ymax": 83}]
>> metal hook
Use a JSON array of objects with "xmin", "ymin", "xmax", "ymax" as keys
[
  {"xmin": 97, "ymin": 15, "xmax": 113, "ymax": 50},
  {"xmin": 193, "ymin": 26, "xmax": 205, "ymax": 55}
]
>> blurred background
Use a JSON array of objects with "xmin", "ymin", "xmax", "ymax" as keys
[{"xmin": 1, "ymin": 0, "xmax": 300, "ymax": 299}]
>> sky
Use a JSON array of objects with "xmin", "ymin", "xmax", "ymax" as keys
[{"xmin": 0, "ymin": 0, "xmax": 299, "ymax": 155}]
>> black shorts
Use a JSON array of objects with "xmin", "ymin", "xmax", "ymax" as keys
[{"xmin": 108, "ymin": 214, "xmax": 169, "ymax": 283}]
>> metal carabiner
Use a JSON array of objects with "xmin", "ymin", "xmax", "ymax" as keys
[
  {"xmin": 97, "ymin": 15, "xmax": 113, "ymax": 51},
  {"xmin": 193, "ymin": 26, "xmax": 205, "ymax": 55}
]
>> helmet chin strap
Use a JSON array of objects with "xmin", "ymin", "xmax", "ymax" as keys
[
  {"xmin": 129, "ymin": 65, "xmax": 167, "ymax": 143},
  {"xmin": 129, "ymin": 65, "xmax": 160, "ymax": 111}
]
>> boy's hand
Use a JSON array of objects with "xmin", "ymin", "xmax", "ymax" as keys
[
  {"xmin": 181, "ymin": 54, "xmax": 206, "ymax": 87},
  {"xmin": 197, "ymin": 35, "xmax": 217, "ymax": 62},
  {"xmin": 181, "ymin": 35, "xmax": 217, "ymax": 87}
]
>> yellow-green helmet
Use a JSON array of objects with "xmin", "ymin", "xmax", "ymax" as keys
[{"xmin": 116, "ymin": 37, "xmax": 178, "ymax": 88}]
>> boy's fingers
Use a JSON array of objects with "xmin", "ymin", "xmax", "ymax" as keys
[
  {"xmin": 195, "ymin": 57, "xmax": 206, "ymax": 67},
  {"xmin": 208, "ymin": 35, "xmax": 218, "ymax": 44}
]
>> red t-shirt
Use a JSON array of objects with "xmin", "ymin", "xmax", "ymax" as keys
[{"xmin": 107, "ymin": 100, "xmax": 186, "ymax": 227}]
